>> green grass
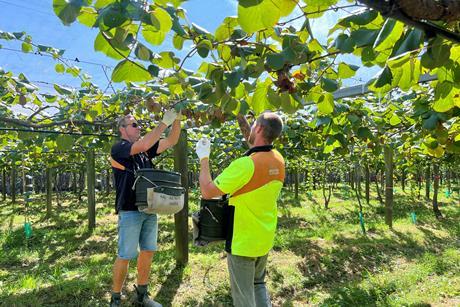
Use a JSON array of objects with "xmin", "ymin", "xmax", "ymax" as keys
[{"xmin": 0, "ymin": 184, "xmax": 459, "ymax": 306}]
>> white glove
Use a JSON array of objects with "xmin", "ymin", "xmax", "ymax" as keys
[
  {"xmin": 161, "ymin": 109, "xmax": 177, "ymax": 126},
  {"xmin": 195, "ymin": 137, "xmax": 211, "ymax": 161}
]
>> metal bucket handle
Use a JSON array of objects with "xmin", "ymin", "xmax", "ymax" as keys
[{"xmin": 132, "ymin": 174, "xmax": 158, "ymax": 191}]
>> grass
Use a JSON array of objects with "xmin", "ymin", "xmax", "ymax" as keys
[{"xmin": 0, "ymin": 184, "xmax": 459, "ymax": 306}]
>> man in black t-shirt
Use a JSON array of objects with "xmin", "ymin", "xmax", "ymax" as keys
[{"xmin": 110, "ymin": 110, "xmax": 180, "ymax": 307}]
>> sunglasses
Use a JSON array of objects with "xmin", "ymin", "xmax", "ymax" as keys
[{"xmin": 124, "ymin": 122, "xmax": 141, "ymax": 128}]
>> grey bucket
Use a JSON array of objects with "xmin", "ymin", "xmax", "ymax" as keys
[{"xmin": 134, "ymin": 168, "xmax": 182, "ymax": 207}]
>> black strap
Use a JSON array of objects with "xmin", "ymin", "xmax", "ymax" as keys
[{"xmin": 243, "ymin": 145, "xmax": 273, "ymax": 156}]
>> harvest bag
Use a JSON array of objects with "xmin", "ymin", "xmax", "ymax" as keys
[
  {"xmin": 196, "ymin": 196, "xmax": 229, "ymax": 242},
  {"xmin": 133, "ymin": 168, "xmax": 185, "ymax": 215},
  {"xmin": 110, "ymin": 157, "xmax": 185, "ymax": 215}
]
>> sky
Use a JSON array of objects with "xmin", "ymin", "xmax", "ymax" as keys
[{"xmin": 0, "ymin": 0, "xmax": 379, "ymax": 95}]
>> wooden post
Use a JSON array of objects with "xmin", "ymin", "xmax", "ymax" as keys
[
  {"xmin": 11, "ymin": 166, "xmax": 16, "ymax": 204},
  {"xmin": 425, "ymin": 165, "xmax": 431, "ymax": 199},
  {"xmin": 365, "ymin": 163, "xmax": 370, "ymax": 205},
  {"xmin": 87, "ymin": 150, "xmax": 96, "ymax": 230},
  {"xmin": 432, "ymin": 163, "xmax": 443, "ymax": 219},
  {"xmin": 46, "ymin": 168, "xmax": 52, "ymax": 218},
  {"xmin": 106, "ymin": 168, "xmax": 111, "ymax": 195},
  {"xmin": 294, "ymin": 168, "xmax": 299, "ymax": 200},
  {"xmin": 72, "ymin": 171, "xmax": 77, "ymax": 194},
  {"xmin": 384, "ymin": 145, "xmax": 393, "ymax": 228},
  {"xmin": 350, "ymin": 167, "xmax": 355, "ymax": 190},
  {"xmin": 2, "ymin": 169, "xmax": 6, "ymax": 201},
  {"xmin": 401, "ymin": 167, "xmax": 406, "ymax": 191},
  {"xmin": 173, "ymin": 129, "xmax": 189, "ymax": 266}
]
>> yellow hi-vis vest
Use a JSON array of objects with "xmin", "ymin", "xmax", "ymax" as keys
[{"xmin": 214, "ymin": 149, "xmax": 285, "ymax": 257}]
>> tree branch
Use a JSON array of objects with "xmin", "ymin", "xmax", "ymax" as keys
[
  {"xmin": 0, "ymin": 116, "xmax": 114, "ymax": 128},
  {"xmin": 358, "ymin": 0, "xmax": 460, "ymax": 43}
]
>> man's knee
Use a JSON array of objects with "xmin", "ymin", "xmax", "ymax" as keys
[
  {"xmin": 118, "ymin": 248, "xmax": 139, "ymax": 260},
  {"xmin": 139, "ymin": 250, "xmax": 155, "ymax": 257}
]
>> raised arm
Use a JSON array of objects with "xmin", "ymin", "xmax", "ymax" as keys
[
  {"xmin": 157, "ymin": 114, "xmax": 181, "ymax": 154},
  {"xmin": 236, "ymin": 114, "xmax": 251, "ymax": 147},
  {"xmin": 130, "ymin": 109, "xmax": 177, "ymax": 155}
]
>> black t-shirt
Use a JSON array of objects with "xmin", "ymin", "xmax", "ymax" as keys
[{"xmin": 111, "ymin": 139, "xmax": 160, "ymax": 213}]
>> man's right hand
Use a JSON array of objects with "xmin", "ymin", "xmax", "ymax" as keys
[{"xmin": 161, "ymin": 109, "xmax": 178, "ymax": 126}]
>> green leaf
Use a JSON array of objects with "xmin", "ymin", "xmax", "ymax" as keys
[
  {"xmin": 251, "ymin": 78, "xmax": 272, "ymax": 114},
  {"xmin": 374, "ymin": 19, "xmax": 404, "ymax": 53},
  {"xmin": 142, "ymin": 7, "xmax": 173, "ymax": 45},
  {"xmin": 238, "ymin": 0, "xmax": 281, "ymax": 33},
  {"xmin": 153, "ymin": 51, "xmax": 179, "ymax": 69},
  {"xmin": 302, "ymin": 2, "xmax": 334, "ymax": 18},
  {"xmin": 278, "ymin": 0, "xmax": 298, "ymax": 17},
  {"xmin": 389, "ymin": 57, "xmax": 421, "ymax": 91},
  {"xmin": 317, "ymin": 93, "xmax": 334, "ymax": 114},
  {"xmin": 422, "ymin": 113, "xmax": 439, "ymax": 130},
  {"xmin": 55, "ymin": 63, "xmax": 65, "ymax": 73},
  {"xmin": 389, "ymin": 114, "xmax": 401, "ymax": 126},
  {"xmin": 21, "ymin": 42, "xmax": 33, "ymax": 53},
  {"xmin": 98, "ymin": 3, "xmax": 127, "ymax": 30},
  {"xmin": 93, "ymin": 101, "xmax": 103, "ymax": 115},
  {"xmin": 94, "ymin": 32, "xmax": 130, "ymax": 60},
  {"xmin": 315, "ymin": 116, "xmax": 331, "ymax": 127},
  {"xmin": 429, "ymin": 38, "xmax": 451, "ymax": 67},
  {"xmin": 338, "ymin": 9, "xmax": 378, "ymax": 27},
  {"xmin": 266, "ymin": 53, "xmax": 285, "ymax": 70},
  {"xmin": 197, "ymin": 40, "xmax": 212, "ymax": 58},
  {"xmin": 307, "ymin": 39, "xmax": 323, "ymax": 55},
  {"xmin": 433, "ymin": 97, "xmax": 454, "ymax": 113},
  {"xmin": 373, "ymin": 18, "xmax": 396, "ymax": 47},
  {"xmin": 111, "ymin": 60, "xmax": 151, "ymax": 83},
  {"xmin": 334, "ymin": 34, "xmax": 354, "ymax": 53},
  {"xmin": 357, "ymin": 127, "xmax": 373, "ymax": 140},
  {"xmin": 421, "ymin": 50, "xmax": 437, "ymax": 69},
  {"xmin": 148, "ymin": 64, "xmax": 160, "ymax": 77},
  {"xmin": 215, "ymin": 17, "xmax": 239, "ymax": 41},
  {"xmin": 94, "ymin": 0, "xmax": 116, "ymax": 9},
  {"xmin": 225, "ymin": 69, "xmax": 243, "ymax": 89},
  {"xmin": 350, "ymin": 29, "xmax": 379, "ymax": 48},
  {"xmin": 323, "ymin": 137, "xmax": 341, "ymax": 154},
  {"xmin": 44, "ymin": 94, "xmax": 57, "ymax": 102},
  {"xmin": 222, "ymin": 95, "xmax": 238, "ymax": 113},
  {"xmin": 391, "ymin": 28, "xmax": 423, "ymax": 57},
  {"xmin": 77, "ymin": 7, "xmax": 97, "ymax": 27},
  {"xmin": 66, "ymin": 66, "xmax": 81, "ymax": 77},
  {"xmin": 54, "ymin": 84, "xmax": 73, "ymax": 95},
  {"xmin": 53, "ymin": 0, "xmax": 86, "ymax": 25},
  {"xmin": 171, "ymin": 16, "xmax": 186, "ymax": 36},
  {"xmin": 56, "ymin": 135, "xmax": 74, "ymax": 150},
  {"xmin": 135, "ymin": 43, "xmax": 152, "ymax": 61},
  {"xmin": 372, "ymin": 66, "xmax": 392, "ymax": 88},
  {"xmin": 321, "ymin": 78, "xmax": 338, "ymax": 92},
  {"xmin": 280, "ymin": 92, "xmax": 299, "ymax": 114},
  {"xmin": 192, "ymin": 23, "xmax": 211, "ymax": 36},
  {"xmin": 267, "ymin": 88, "xmax": 282, "ymax": 108},
  {"xmin": 338, "ymin": 63, "xmax": 359, "ymax": 78},
  {"xmin": 434, "ymin": 81, "xmax": 452, "ymax": 101},
  {"xmin": 173, "ymin": 34, "xmax": 184, "ymax": 50},
  {"xmin": 196, "ymin": 82, "xmax": 213, "ymax": 100}
]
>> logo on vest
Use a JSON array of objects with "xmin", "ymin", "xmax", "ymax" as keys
[{"xmin": 269, "ymin": 168, "xmax": 280, "ymax": 176}]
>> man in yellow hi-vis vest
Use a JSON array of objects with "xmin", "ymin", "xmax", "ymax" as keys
[{"xmin": 196, "ymin": 112, "xmax": 285, "ymax": 307}]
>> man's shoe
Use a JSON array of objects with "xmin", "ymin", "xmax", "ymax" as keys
[
  {"xmin": 134, "ymin": 284, "xmax": 162, "ymax": 307},
  {"xmin": 109, "ymin": 294, "xmax": 121, "ymax": 307}
]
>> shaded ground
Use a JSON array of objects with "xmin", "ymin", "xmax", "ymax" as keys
[{"xmin": 1, "ymin": 185, "xmax": 459, "ymax": 306}]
